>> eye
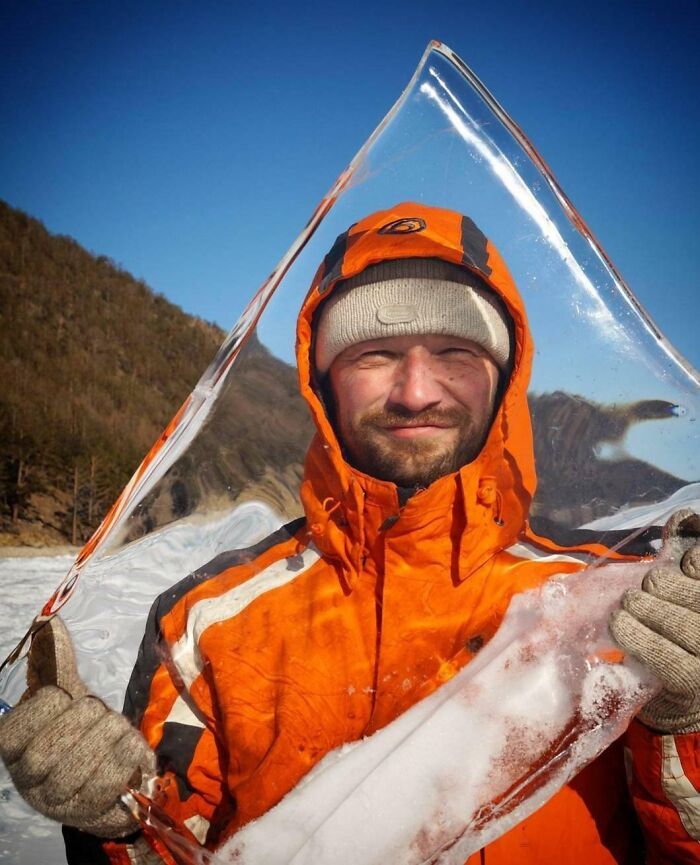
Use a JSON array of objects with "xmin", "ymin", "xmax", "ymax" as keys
[
  {"xmin": 358, "ymin": 349, "xmax": 396, "ymax": 361},
  {"xmin": 437, "ymin": 346, "xmax": 478, "ymax": 358}
]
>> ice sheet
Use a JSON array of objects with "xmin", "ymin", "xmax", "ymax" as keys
[{"xmin": 50, "ymin": 501, "xmax": 283, "ymax": 711}]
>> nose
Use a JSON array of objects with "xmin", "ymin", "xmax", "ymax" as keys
[{"xmin": 389, "ymin": 352, "xmax": 442, "ymax": 413}]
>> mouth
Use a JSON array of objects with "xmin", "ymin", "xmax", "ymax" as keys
[{"xmin": 380, "ymin": 424, "xmax": 453, "ymax": 439}]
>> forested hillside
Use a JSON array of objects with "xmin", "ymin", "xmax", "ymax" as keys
[{"xmin": 0, "ymin": 201, "xmax": 305, "ymax": 546}]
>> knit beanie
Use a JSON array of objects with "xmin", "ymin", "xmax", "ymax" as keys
[{"xmin": 314, "ymin": 258, "xmax": 512, "ymax": 373}]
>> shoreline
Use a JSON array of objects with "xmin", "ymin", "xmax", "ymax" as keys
[{"xmin": 0, "ymin": 545, "xmax": 79, "ymax": 559}]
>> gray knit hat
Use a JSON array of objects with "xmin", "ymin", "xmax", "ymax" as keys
[{"xmin": 314, "ymin": 258, "xmax": 512, "ymax": 373}]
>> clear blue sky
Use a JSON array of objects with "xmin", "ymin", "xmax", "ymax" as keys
[{"xmin": 2, "ymin": 0, "xmax": 698, "ymax": 369}]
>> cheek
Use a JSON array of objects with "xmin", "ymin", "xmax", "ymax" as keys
[
  {"xmin": 453, "ymin": 368, "xmax": 499, "ymax": 416},
  {"xmin": 335, "ymin": 371, "xmax": 390, "ymax": 423}
]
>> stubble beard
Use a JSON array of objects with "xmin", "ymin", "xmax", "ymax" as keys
[{"xmin": 343, "ymin": 407, "xmax": 486, "ymax": 489}]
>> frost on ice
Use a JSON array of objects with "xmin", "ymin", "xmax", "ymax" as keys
[{"xmin": 214, "ymin": 558, "xmax": 658, "ymax": 865}]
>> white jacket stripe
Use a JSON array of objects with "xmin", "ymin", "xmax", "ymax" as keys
[
  {"xmin": 661, "ymin": 734, "xmax": 700, "ymax": 839},
  {"xmin": 165, "ymin": 694, "xmax": 206, "ymax": 728},
  {"xmin": 505, "ymin": 541, "xmax": 589, "ymax": 564},
  {"xmin": 171, "ymin": 544, "xmax": 321, "ymax": 687},
  {"xmin": 184, "ymin": 814, "xmax": 211, "ymax": 844}
]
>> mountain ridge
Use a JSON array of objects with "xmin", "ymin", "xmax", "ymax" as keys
[{"xmin": 0, "ymin": 199, "xmax": 312, "ymax": 546}]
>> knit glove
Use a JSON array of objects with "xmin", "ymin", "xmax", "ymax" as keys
[
  {"xmin": 610, "ymin": 509, "xmax": 700, "ymax": 734},
  {"xmin": 0, "ymin": 616, "xmax": 155, "ymax": 837}
]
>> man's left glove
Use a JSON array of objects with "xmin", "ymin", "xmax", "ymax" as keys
[{"xmin": 610, "ymin": 509, "xmax": 700, "ymax": 734}]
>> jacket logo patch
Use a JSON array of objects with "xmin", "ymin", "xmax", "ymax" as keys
[
  {"xmin": 378, "ymin": 217, "xmax": 426, "ymax": 235},
  {"xmin": 377, "ymin": 303, "xmax": 418, "ymax": 324}
]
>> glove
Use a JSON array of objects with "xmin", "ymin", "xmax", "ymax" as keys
[
  {"xmin": 610, "ymin": 509, "xmax": 700, "ymax": 733},
  {"xmin": 0, "ymin": 616, "xmax": 155, "ymax": 837}
]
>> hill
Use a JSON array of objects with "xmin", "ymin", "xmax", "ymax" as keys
[{"xmin": 0, "ymin": 200, "xmax": 313, "ymax": 547}]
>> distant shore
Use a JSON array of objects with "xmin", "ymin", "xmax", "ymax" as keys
[{"xmin": 0, "ymin": 545, "xmax": 79, "ymax": 558}]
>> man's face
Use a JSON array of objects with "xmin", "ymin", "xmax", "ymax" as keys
[{"xmin": 328, "ymin": 334, "xmax": 501, "ymax": 488}]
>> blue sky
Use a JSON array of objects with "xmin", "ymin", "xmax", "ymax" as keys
[{"xmin": 2, "ymin": 0, "xmax": 698, "ymax": 369}]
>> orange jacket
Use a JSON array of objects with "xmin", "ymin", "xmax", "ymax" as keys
[{"xmin": 95, "ymin": 204, "xmax": 700, "ymax": 864}]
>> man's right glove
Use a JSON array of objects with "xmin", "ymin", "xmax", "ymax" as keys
[
  {"xmin": 0, "ymin": 616, "xmax": 155, "ymax": 837},
  {"xmin": 610, "ymin": 509, "xmax": 700, "ymax": 734}
]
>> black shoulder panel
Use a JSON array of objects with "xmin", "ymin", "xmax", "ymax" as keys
[
  {"xmin": 123, "ymin": 516, "xmax": 307, "ymax": 724},
  {"xmin": 528, "ymin": 515, "xmax": 663, "ymax": 557}
]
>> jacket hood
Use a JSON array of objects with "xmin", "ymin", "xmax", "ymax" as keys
[{"xmin": 295, "ymin": 202, "xmax": 537, "ymax": 583}]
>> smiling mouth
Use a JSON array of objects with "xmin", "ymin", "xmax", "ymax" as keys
[
  {"xmin": 381, "ymin": 424, "xmax": 453, "ymax": 438},
  {"xmin": 362, "ymin": 408, "xmax": 468, "ymax": 442}
]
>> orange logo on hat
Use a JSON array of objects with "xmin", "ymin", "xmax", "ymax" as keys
[{"xmin": 378, "ymin": 217, "xmax": 426, "ymax": 235}]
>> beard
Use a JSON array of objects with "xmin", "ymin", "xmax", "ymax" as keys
[{"xmin": 342, "ymin": 406, "xmax": 487, "ymax": 489}]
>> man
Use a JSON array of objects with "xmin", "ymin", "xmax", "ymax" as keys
[{"xmin": 2, "ymin": 203, "xmax": 700, "ymax": 864}]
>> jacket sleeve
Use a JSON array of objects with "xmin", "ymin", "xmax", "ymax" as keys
[
  {"xmin": 625, "ymin": 719, "xmax": 700, "ymax": 863},
  {"xmin": 136, "ymin": 658, "xmax": 236, "ymax": 848},
  {"xmin": 123, "ymin": 584, "xmax": 237, "ymax": 853}
]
